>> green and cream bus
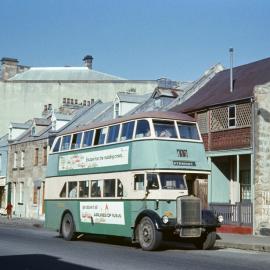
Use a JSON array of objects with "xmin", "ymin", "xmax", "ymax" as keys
[{"xmin": 45, "ymin": 112, "xmax": 221, "ymax": 251}]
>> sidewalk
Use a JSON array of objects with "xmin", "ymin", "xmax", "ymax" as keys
[
  {"xmin": 216, "ymin": 233, "xmax": 270, "ymax": 252},
  {"xmin": 0, "ymin": 215, "xmax": 44, "ymax": 228}
]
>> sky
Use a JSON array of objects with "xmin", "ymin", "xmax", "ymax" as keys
[{"xmin": 1, "ymin": 0, "xmax": 270, "ymax": 81}]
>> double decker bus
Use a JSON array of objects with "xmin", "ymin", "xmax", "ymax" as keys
[{"xmin": 45, "ymin": 112, "xmax": 221, "ymax": 251}]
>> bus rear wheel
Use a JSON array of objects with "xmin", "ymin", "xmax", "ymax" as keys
[
  {"xmin": 61, "ymin": 213, "xmax": 76, "ymax": 241},
  {"xmin": 138, "ymin": 216, "xmax": 162, "ymax": 251}
]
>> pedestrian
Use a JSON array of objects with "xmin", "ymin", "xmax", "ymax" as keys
[{"xmin": 6, "ymin": 202, "xmax": 13, "ymax": 219}]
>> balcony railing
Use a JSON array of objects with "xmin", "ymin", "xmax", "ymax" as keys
[{"xmin": 209, "ymin": 202, "xmax": 253, "ymax": 226}]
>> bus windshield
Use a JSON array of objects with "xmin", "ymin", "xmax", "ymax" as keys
[{"xmin": 159, "ymin": 173, "xmax": 187, "ymax": 190}]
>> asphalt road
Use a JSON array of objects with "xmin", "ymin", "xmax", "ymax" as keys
[{"xmin": 0, "ymin": 224, "xmax": 270, "ymax": 270}]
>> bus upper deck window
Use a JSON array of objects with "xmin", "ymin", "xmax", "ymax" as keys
[
  {"xmin": 107, "ymin": 124, "xmax": 120, "ymax": 143},
  {"xmin": 135, "ymin": 120, "xmax": 151, "ymax": 138},
  {"xmin": 61, "ymin": 135, "xmax": 71, "ymax": 151},
  {"xmin": 134, "ymin": 174, "xmax": 144, "ymax": 190},
  {"xmin": 178, "ymin": 123, "xmax": 200, "ymax": 140},
  {"xmin": 53, "ymin": 137, "xmax": 61, "ymax": 152},
  {"xmin": 83, "ymin": 130, "xmax": 94, "ymax": 147},
  {"xmin": 147, "ymin": 174, "xmax": 159, "ymax": 189},
  {"xmin": 94, "ymin": 127, "xmax": 107, "ymax": 146},
  {"xmin": 120, "ymin": 121, "xmax": 135, "ymax": 141},
  {"xmin": 153, "ymin": 120, "xmax": 177, "ymax": 138},
  {"xmin": 71, "ymin": 132, "xmax": 82, "ymax": 149}
]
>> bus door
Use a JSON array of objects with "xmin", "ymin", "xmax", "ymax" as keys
[{"xmin": 131, "ymin": 173, "xmax": 146, "ymax": 215}]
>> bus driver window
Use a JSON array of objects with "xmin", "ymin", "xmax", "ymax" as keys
[{"xmin": 147, "ymin": 174, "xmax": 159, "ymax": 189}]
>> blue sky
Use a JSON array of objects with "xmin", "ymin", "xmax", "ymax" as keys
[{"xmin": 1, "ymin": 0, "xmax": 270, "ymax": 81}]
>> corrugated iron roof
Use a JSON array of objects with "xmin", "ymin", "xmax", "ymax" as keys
[
  {"xmin": 9, "ymin": 67, "xmax": 126, "ymax": 81},
  {"xmin": 171, "ymin": 57, "xmax": 270, "ymax": 113}
]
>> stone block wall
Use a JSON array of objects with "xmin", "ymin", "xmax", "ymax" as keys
[{"xmin": 254, "ymin": 82, "xmax": 270, "ymax": 235}]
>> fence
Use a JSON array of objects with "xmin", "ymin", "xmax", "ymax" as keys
[{"xmin": 209, "ymin": 202, "xmax": 253, "ymax": 226}]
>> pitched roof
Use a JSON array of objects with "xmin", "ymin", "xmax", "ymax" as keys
[
  {"xmin": 9, "ymin": 67, "xmax": 125, "ymax": 81},
  {"xmin": 117, "ymin": 92, "xmax": 150, "ymax": 103},
  {"xmin": 171, "ymin": 57, "xmax": 270, "ymax": 113}
]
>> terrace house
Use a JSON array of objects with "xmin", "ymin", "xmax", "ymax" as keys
[{"xmin": 171, "ymin": 57, "xmax": 270, "ymax": 235}]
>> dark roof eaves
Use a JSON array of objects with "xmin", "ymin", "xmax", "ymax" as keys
[{"xmin": 180, "ymin": 96, "xmax": 252, "ymax": 113}]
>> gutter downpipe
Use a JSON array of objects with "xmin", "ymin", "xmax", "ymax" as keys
[{"xmin": 229, "ymin": 48, "xmax": 234, "ymax": 93}]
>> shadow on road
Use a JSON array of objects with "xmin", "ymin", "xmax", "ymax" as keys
[
  {"xmin": 0, "ymin": 254, "xmax": 100, "ymax": 270},
  {"xmin": 58, "ymin": 234, "xmax": 223, "ymax": 252}
]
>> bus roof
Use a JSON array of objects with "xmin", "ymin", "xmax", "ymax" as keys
[{"xmin": 60, "ymin": 111, "xmax": 195, "ymax": 136}]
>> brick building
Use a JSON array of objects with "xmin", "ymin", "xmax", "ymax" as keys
[{"xmin": 171, "ymin": 57, "xmax": 270, "ymax": 235}]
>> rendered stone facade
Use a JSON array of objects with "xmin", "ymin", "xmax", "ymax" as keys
[{"xmin": 254, "ymin": 82, "xmax": 270, "ymax": 235}]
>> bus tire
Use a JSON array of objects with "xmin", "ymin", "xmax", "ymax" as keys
[
  {"xmin": 61, "ymin": 212, "xmax": 76, "ymax": 241},
  {"xmin": 194, "ymin": 231, "xmax": 216, "ymax": 250},
  {"xmin": 138, "ymin": 216, "xmax": 162, "ymax": 251}
]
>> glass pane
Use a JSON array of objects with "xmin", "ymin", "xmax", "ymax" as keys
[
  {"xmin": 71, "ymin": 133, "xmax": 82, "ymax": 149},
  {"xmin": 159, "ymin": 173, "xmax": 187, "ymax": 190},
  {"xmin": 178, "ymin": 123, "xmax": 200, "ymax": 140},
  {"xmin": 229, "ymin": 106, "xmax": 235, "ymax": 118},
  {"xmin": 120, "ymin": 121, "xmax": 135, "ymax": 141},
  {"xmin": 147, "ymin": 174, "xmax": 159, "ymax": 189},
  {"xmin": 53, "ymin": 137, "xmax": 61, "ymax": 152},
  {"xmin": 107, "ymin": 125, "xmax": 120, "ymax": 143},
  {"xmin": 117, "ymin": 179, "xmax": 123, "ymax": 197},
  {"xmin": 59, "ymin": 183, "xmax": 66, "ymax": 198},
  {"xmin": 91, "ymin": 180, "xmax": 102, "ymax": 197},
  {"xmin": 94, "ymin": 128, "xmax": 107, "ymax": 146},
  {"xmin": 135, "ymin": 120, "xmax": 151, "ymax": 138},
  {"xmin": 61, "ymin": 135, "xmax": 71, "ymax": 151},
  {"xmin": 104, "ymin": 179, "xmax": 116, "ymax": 197},
  {"xmin": 82, "ymin": 130, "xmax": 94, "ymax": 147},
  {"xmin": 134, "ymin": 174, "xmax": 144, "ymax": 190},
  {"xmin": 229, "ymin": 119, "xmax": 236, "ymax": 127},
  {"xmin": 68, "ymin": 181, "xmax": 77, "ymax": 198},
  {"xmin": 153, "ymin": 120, "xmax": 177, "ymax": 138},
  {"xmin": 79, "ymin": 181, "xmax": 89, "ymax": 198}
]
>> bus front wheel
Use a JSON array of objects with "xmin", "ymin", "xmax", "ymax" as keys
[
  {"xmin": 194, "ymin": 231, "xmax": 216, "ymax": 250},
  {"xmin": 61, "ymin": 213, "xmax": 76, "ymax": 241},
  {"xmin": 138, "ymin": 216, "xmax": 162, "ymax": 251}
]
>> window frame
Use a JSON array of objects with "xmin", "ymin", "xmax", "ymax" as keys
[{"xmin": 228, "ymin": 105, "xmax": 236, "ymax": 128}]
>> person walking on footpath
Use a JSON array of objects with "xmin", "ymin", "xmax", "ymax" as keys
[{"xmin": 6, "ymin": 202, "xmax": 13, "ymax": 219}]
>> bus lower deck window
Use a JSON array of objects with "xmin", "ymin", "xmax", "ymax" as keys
[
  {"xmin": 91, "ymin": 180, "xmax": 102, "ymax": 197},
  {"xmin": 104, "ymin": 179, "xmax": 116, "ymax": 197},
  {"xmin": 79, "ymin": 181, "xmax": 89, "ymax": 198},
  {"xmin": 134, "ymin": 174, "xmax": 144, "ymax": 190},
  {"xmin": 68, "ymin": 182, "xmax": 78, "ymax": 198},
  {"xmin": 59, "ymin": 183, "xmax": 67, "ymax": 198}
]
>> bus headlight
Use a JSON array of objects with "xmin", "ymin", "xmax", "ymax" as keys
[
  {"xmin": 218, "ymin": 215, "xmax": 224, "ymax": 223},
  {"xmin": 162, "ymin": 215, "xmax": 169, "ymax": 224}
]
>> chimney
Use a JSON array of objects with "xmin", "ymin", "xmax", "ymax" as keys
[
  {"xmin": 229, "ymin": 48, "xmax": 234, "ymax": 93},
  {"xmin": 83, "ymin": 55, "xmax": 93, "ymax": 69},
  {"xmin": 1, "ymin": 57, "xmax": 19, "ymax": 80}
]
